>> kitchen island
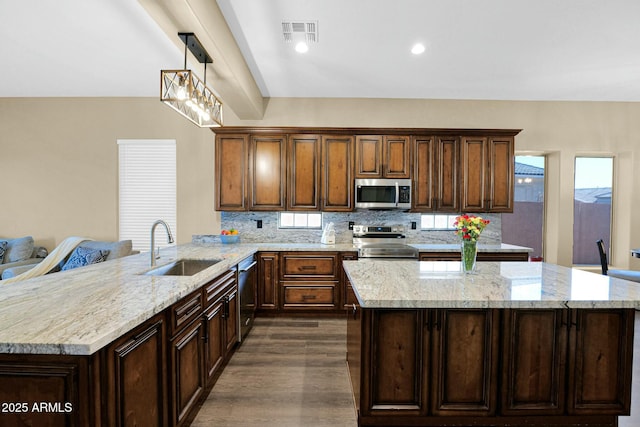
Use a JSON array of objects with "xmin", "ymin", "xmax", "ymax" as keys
[{"xmin": 343, "ymin": 260, "xmax": 640, "ymax": 427}]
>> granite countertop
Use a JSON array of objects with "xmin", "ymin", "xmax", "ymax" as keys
[
  {"xmin": 0, "ymin": 243, "xmax": 258, "ymax": 356},
  {"xmin": 0, "ymin": 241, "xmax": 532, "ymax": 356},
  {"xmin": 343, "ymin": 260, "xmax": 640, "ymax": 310}
]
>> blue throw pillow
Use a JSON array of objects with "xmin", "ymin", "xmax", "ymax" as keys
[
  {"xmin": 0, "ymin": 241, "xmax": 7, "ymax": 264},
  {"xmin": 61, "ymin": 246, "xmax": 110, "ymax": 271}
]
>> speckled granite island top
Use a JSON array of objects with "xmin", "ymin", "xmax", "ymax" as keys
[
  {"xmin": 0, "ymin": 243, "xmax": 257, "ymax": 356},
  {"xmin": 343, "ymin": 260, "xmax": 640, "ymax": 309}
]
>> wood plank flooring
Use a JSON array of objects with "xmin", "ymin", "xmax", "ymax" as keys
[
  {"xmin": 193, "ymin": 315, "xmax": 640, "ymax": 427},
  {"xmin": 191, "ymin": 317, "xmax": 357, "ymax": 427}
]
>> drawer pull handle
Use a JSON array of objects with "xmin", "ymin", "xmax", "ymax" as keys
[
  {"xmin": 302, "ymin": 294, "xmax": 317, "ymax": 300},
  {"xmin": 300, "ymin": 265, "xmax": 317, "ymax": 271},
  {"xmin": 184, "ymin": 305, "xmax": 201, "ymax": 318}
]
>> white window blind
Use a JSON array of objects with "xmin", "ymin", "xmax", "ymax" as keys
[{"xmin": 118, "ymin": 139, "xmax": 176, "ymax": 252}]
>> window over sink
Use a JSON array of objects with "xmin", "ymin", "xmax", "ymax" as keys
[{"xmin": 278, "ymin": 212, "xmax": 323, "ymax": 229}]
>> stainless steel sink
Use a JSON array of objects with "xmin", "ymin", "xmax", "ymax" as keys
[{"xmin": 143, "ymin": 259, "xmax": 221, "ymax": 276}]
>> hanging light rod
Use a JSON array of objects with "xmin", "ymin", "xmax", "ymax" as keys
[
  {"xmin": 160, "ymin": 32, "xmax": 223, "ymax": 127},
  {"xmin": 178, "ymin": 32, "xmax": 212, "ymax": 64}
]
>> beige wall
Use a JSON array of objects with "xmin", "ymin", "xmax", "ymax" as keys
[
  {"xmin": 0, "ymin": 97, "xmax": 218, "ymax": 249},
  {"xmin": 2, "ymin": 96, "xmax": 639, "ymax": 268}
]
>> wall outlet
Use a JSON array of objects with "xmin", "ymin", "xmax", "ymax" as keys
[
  {"xmin": 257, "ymin": 219, "xmax": 263, "ymax": 229},
  {"xmin": 348, "ymin": 221, "xmax": 355, "ymax": 230},
  {"xmin": 411, "ymin": 221, "xmax": 417, "ymax": 230}
]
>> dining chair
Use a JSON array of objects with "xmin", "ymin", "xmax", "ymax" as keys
[{"xmin": 596, "ymin": 239, "xmax": 640, "ymax": 282}]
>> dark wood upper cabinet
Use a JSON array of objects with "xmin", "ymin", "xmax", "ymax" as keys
[
  {"xmin": 287, "ymin": 134, "xmax": 321, "ymax": 210},
  {"xmin": 413, "ymin": 136, "xmax": 460, "ymax": 212},
  {"xmin": 321, "ymin": 135, "xmax": 354, "ymax": 211},
  {"xmin": 355, "ymin": 135, "xmax": 410, "ymax": 178},
  {"xmin": 355, "ymin": 135, "xmax": 382, "ymax": 177},
  {"xmin": 249, "ymin": 134, "xmax": 287, "ymax": 210},
  {"xmin": 461, "ymin": 135, "xmax": 514, "ymax": 212},
  {"xmin": 215, "ymin": 134, "xmax": 248, "ymax": 211},
  {"xmin": 214, "ymin": 128, "xmax": 518, "ymax": 213},
  {"xmin": 383, "ymin": 135, "xmax": 411, "ymax": 178}
]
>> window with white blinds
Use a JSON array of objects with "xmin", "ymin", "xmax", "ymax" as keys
[{"xmin": 118, "ymin": 139, "xmax": 176, "ymax": 253}]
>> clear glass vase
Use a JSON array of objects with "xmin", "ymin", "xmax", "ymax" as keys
[{"xmin": 461, "ymin": 240, "xmax": 478, "ymax": 273}]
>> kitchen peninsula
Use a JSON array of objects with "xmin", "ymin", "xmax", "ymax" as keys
[{"xmin": 343, "ymin": 260, "xmax": 638, "ymax": 427}]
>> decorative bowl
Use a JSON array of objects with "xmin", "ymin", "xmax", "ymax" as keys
[{"xmin": 220, "ymin": 234, "xmax": 240, "ymax": 244}]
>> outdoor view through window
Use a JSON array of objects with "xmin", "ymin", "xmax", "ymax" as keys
[
  {"xmin": 502, "ymin": 156, "xmax": 545, "ymax": 260},
  {"xmin": 573, "ymin": 157, "xmax": 613, "ymax": 265}
]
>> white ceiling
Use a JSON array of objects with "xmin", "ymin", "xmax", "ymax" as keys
[{"xmin": 2, "ymin": 0, "xmax": 640, "ymax": 102}]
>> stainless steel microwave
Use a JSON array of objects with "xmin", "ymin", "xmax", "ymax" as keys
[{"xmin": 355, "ymin": 178, "xmax": 412, "ymax": 209}]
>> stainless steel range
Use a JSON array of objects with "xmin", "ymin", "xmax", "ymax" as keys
[{"xmin": 353, "ymin": 224, "xmax": 419, "ymax": 259}]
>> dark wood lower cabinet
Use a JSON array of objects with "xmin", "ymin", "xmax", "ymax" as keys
[
  {"xmin": 501, "ymin": 308, "xmax": 567, "ymax": 416},
  {"xmin": 0, "ymin": 354, "xmax": 95, "ymax": 427},
  {"xmin": 431, "ymin": 309, "xmax": 499, "ymax": 417},
  {"xmin": 348, "ymin": 306, "xmax": 634, "ymax": 427},
  {"xmin": 170, "ymin": 319, "xmax": 205, "ymax": 427},
  {"xmin": 105, "ymin": 313, "xmax": 169, "ymax": 427}
]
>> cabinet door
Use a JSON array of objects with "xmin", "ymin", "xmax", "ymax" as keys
[
  {"xmin": 107, "ymin": 315, "xmax": 168, "ymax": 427},
  {"xmin": 341, "ymin": 252, "xmax": 358, "ymax": 309},
  {"xmin": 413, "ymin": 136, "xmax": 435, "ymax": 211},
  {"xmin": 215, "ymin": 134, "xmax": 248, "ymax": 211},
  {"xmin": 461, "ymin": 136, "xmax": 488, "ymax": 212},
  {"xmin": 170, "ymin": 319, "xmax": 205, "ymax": 427},
  {"xmin": 383, "ymin": 135, "xmax": 410, "ymax": 178},
  {"xmin": 362, "ymin": 309, "xmax": 428, "ymax": 416},
  {"xmin": 435, "ymin": 136, "xmax": 460, "ymax": 212},
  {"xmin": 567, "ymin": 309, "xmax": 634, "ymax": 415},
  {"xmin": 431, "ymin": 309, "xmax": 499, "ymax": 416},
  {"xmin": 203, "ymin": 300, "xmax": 225, "ymax": 386},
  {"xmin": 249, "ymin": 135, "xmax": 286, "ymax": 210},
  {"xmin": 257, "ymin": 252, "xmax": 279, "ymax": 310},
  {"xmin": 501, "ymin": 309, "xmax": 567, "ymax": 416},
  {"xmin": 355, "ymin": 135, "xmax": 382, "ymax": 177},
  {"xmin": 487, "ymin": 136, "xmax": 514, "ymax": 212},
  {"xmin": 223, "ymin": 287, "xmax": 238, "ymax": 354},
  {"xmin": 321, "ymin": 135, "xmax": 354, "ymax": 211},
  {"xmin": 288, "ymin": 134, "xmax": 320, "ymax": 210}
]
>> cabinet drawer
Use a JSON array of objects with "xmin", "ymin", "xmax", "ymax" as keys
[
  {"xmin": 169, "ymin": 289, "xmax": 203, "ymax": 336},
  {"xmin": 282, "ymin": 283, "xmax": 337, "ymax": 308},
  {"xmin": 280, "ymin": 253, "xmax": 338, "ymax": 279},
  {"xmin": 204, "ymin": 268, "xmax": 236, "ymax": 307}
]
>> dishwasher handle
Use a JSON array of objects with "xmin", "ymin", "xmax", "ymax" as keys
[{"xmin": 239, "ymin": 261, "xmax": 257, "ymax": 273}]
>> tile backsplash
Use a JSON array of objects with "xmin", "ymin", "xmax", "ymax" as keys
[{"xmin": 213, "ymin": 211, "xmax": 501, "ymax": 244}]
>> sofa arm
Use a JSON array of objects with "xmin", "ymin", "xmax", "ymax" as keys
[
  {"xmin": 1, "ymin": 263, "xmax": 44, "ymax": 280},
  {"xmin": 0, "ymin": 258, "xmax": 43, "ymax": 277}
]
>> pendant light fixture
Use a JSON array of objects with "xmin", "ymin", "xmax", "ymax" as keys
[{"xmin": 160, "ymin": 33, "xmax": 223, "ymax": 127}]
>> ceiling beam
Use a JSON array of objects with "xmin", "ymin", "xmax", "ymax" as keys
[{"xmin": 138, "ymin": 0, "xmax": 265, "ymax": 120}]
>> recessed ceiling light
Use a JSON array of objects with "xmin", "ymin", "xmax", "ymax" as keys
[
  {"xmin": 295, "ymin": 41, "xmax": 309, "ymax": 53},
  {"xmin": 411, "ymin": 43, "xmax": 426, "ymax": 55}
]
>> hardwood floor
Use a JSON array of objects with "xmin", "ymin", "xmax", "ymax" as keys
[
  {"xmin": 191, "ymin": 317, "xmax": 357, "ymax": 427},
  {"xmin": 193, "ymin": 314, "xmax": 640, "ymax": 427}
]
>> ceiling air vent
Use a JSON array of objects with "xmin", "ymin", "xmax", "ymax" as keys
[{"xmin": 282, "ymin": 21, "xmax": 318, "ymax": 44}]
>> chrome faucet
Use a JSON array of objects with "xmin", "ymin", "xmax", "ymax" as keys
[{"xmin": 150, "ymin": 220, "xmax": 174, "ymax": 266}]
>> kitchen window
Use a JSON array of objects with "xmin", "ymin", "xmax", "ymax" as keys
[
  {"xmin": 278, "ymin": 212, "xmax": 323, "ymax": 229},
  {"xmin": 420, "ymin": 214, "xmax": 457, "ymax": 230},
  {"xmin": 118, "ymin": 139, "xmax": 177, "ymax": 252}
]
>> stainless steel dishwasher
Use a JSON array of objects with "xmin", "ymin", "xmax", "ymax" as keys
[{"xmin": 237, "ymin": 255, "xmax": 257, "ymax": 342}]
